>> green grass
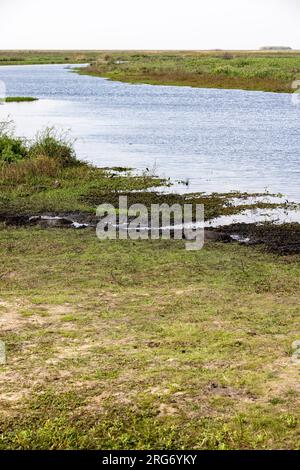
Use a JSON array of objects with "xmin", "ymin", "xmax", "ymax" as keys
[
  {"xmin": 0, "ymin": 158, "xmax": 167, "ymax": 215},
  {"xmin": 0, "ymin": 123, "xmax": 289, "ymax": 219},
  {"xmin": 0, "ymin": 227, "xmax": 299, "ymax": 449},
  {"xmin": 80, "ymin": 51, "xmax": 300, "ymax": 93},
  {"xmin": 0, "ymin": 159, "xmax": 288, "ymax": 221},
  {"xmin": 0, "ymin": 124, "xmax": 164, "ymax": 215},
  {"xmin": 0, "ymin": 50, "xmax": 99, "ymax": 66},
  {"xmin": 4, "ymin": 97, "xmax": 38, "ymax": 103},
  {"xmin": 1, "ymin": 50, "xmax": 300, "ymax": 92}
]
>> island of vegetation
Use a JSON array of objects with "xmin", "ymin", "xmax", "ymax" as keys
[
  {"xmin": 4, "ymin": 96, "xmax": 38, "ymax": 103},
  {"xmin": 1, "ymin": 50, "xmax": 300, "ymax": 93}
]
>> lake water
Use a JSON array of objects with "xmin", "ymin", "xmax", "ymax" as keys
[{"xmin": 0, "ymin": 64, "xmax": 300, "ymax": 202}]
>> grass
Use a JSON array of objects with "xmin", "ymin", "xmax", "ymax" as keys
[
  {"xmin": 0, "ymin": 122, "xmax": 289, "ymax": 219},
  {"xmin": 0, "ymin": 50, "xmax": 99, "ymax": 66},
  {"xmin": 0, "ymin": 122, "xmax": 165, "ymax": 215},
  {"xmin": 0, "ymin": 150, "xmax": 166, "ymax": 216},
  {"xmin": 1, "ymin": 49, "xmax": 299, "ymax": 93},
  {"xmin": 1, "ymin": 154, "xmax": 286, "ymax": 220},
  {"xmin": 4, "ymin": 97, "xmax": 38, "ymax": 103},
  {"xmin": 0, "ymin": 120, "xmax": 299, "ymax": 449},
  {"xmin": 0, "ymin": 227, "xmax": 299, "ymax": 449},
  {"xmin": 80, "ymin": 51, "xmax": 300, "ymax": 93},
  {"xmin": 0, "ymin": 124, "xmax": 77, "ymax": 165}
]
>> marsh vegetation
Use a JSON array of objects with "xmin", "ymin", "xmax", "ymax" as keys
[
  {"xmin": 4, "ymin": 97, "xmax": 38, "ymax": 103},
  {"xmin": 82, "ymin": 51, "xmax": 300, "ymax": 93},
  {"xmin": 1, "ymin": 50, "xmax": 300, "ymax": 92}
]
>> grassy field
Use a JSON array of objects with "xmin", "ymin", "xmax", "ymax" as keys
[
  {"xmin": 1, "ymin": 50, "xmax": 300, "ymax": 92},
  {"xmin": 0, "ymin": 227, "xmax": 299, "ymax": 449}
]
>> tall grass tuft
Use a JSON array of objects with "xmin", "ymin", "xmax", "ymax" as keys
[
  {"xmin": 29, "ymin": 128, "xmax": 77, "ymax": 167},
  {"xmin": 0, "ymin": 120, "xmax": 28, "ymax": 164},
  {"xmin": 0, "ymin": 156, "xmax": 61, "ymax": 184},
  {"xmin": 0, "ymin": 121, "xmax": 80, "ymax": 185}
]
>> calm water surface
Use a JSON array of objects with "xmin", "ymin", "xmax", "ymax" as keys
[{"xmin": 0, "ymin": 64, "xmax": 299, "ymax": 201}]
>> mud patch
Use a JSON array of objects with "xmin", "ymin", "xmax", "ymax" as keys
[
  {"xmin": 222, "ymin": 223, "xmax": 300, "ymax": 255},
  {"xmin": 1, "ymin": 212, "xmax": 300, "ymax": 255}
]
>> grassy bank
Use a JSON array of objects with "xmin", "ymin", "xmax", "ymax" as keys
[
  {"xmin": 80, "ymin": 50, "xmax": 300, "ymax": 93},
  {"xmin": 0, "ymin": 50, "xmax": 99, "ymax": 66},
  {"xmin": 1, "ymin": 50, "xmax": 300, "ymax": 92},
  {"xmin": 0, "ymin": 124, "xmax": 166, "ymax": 216},
  {"xmin": 0, "ymin": 122, "xmax": 288, "ymax": 221},
  {"xmin": 0, "ymin": 227, "xmax": 299, "ymax": 449}
]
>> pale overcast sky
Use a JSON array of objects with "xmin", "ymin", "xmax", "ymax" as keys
[{"xmin": 0, "ymin": 0, "xmax": 299, "ymax": 50}]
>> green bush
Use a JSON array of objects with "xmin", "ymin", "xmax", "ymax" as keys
[
  {"xmin": 29, "ymin": 128, "xmax": 77, "ymax": 167},
  {"xmin": 0, "ymin": 121, "xmax": 78, "ymax": 167},
  {"xmin": 0, "ymin": 135, "xmax": 28, "ymax": 164}
]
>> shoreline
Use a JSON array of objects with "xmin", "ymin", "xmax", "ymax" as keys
[
  {"xmin": 1, "ymin": 50, "xmax": 300, "ymax": 93},
  {"xmin": 2, "ymin": 212, "xmax": 300, "ymax": 255}
]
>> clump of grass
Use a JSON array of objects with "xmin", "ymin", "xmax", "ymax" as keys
[
  {"xmin": 0, "ymin": 122, "xmax": 77, "ymax": 168},
  {"xmin": 29, "ymin": 128, "xmax": 78, "ymax": 167},
  {"xmin": 4, "ymin": 97, "xmax": 38, "ymax": 103},
  {"xmin": 0, "ymin": 156, "xmax": 61, "ymax": 183},
  {"xmin": 0, "ymin": 121, "xmax": 28, "ymax": 164}
]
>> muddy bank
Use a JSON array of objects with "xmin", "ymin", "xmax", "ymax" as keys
[
  {"xmin": 222, "ymin": 223, "xmax": 300, "ymax": 255},
  {"xmin": 1, "ymin": 213, "xmax": 300, "ymax": 255},
  {"xmin": 0, "ymin": 213, "xmax": 231, "ymax": 242},
  {"xmin": 0, "ymin": 213, "xmax": 96, "ymax": 228}
]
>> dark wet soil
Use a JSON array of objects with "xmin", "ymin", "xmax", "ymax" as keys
[
  {"xmin": 222, "ymin": 223, "xmax": 300, "ymax": 255},
  {"xmin": 0, "ymin": 213, "xmax": 96, "ymax": 227},
  {"xmin": 1, "ymin": 214, "xmax": 300, "ymax": 255}
]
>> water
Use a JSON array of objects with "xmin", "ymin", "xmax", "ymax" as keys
[{"xmin": 0, "ymin": 64, "xmax": 300, "ymax": 201}]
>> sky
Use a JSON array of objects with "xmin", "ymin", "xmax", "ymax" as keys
[{"xmin": 0, "ymin": 0, "xmax": 299, "ymax": 50}]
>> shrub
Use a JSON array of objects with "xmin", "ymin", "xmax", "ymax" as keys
[
  {"xmin": 29, "ymin": 128, "xmax": 77, "ymax": 167},
  {"xmin": 0, "ymin": 121, "xmax": 79, "ymax": 168},
  {"xmin": 0, "ymin": 121, "xmax": 28, "ymax": 164}
]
